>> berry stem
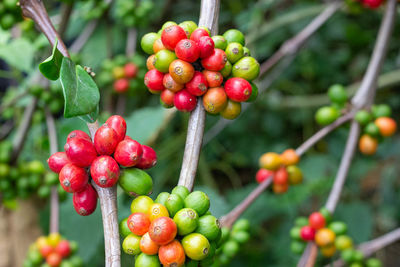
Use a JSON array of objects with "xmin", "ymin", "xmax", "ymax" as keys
[{"xmin": 177, "ymin": 0, "xmax": 220, "ymax": 191}]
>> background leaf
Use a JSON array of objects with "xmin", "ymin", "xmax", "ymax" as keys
[{"xmin": 0, "ymin": 38, "xmax": 34, "ymax": 72}]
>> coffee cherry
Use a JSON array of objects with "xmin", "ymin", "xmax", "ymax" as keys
[
  {"xmin": 147, "ymin": 55, "xmax": 156, "ymax": 70},
  {"xmin": 259, "ymin": 152, "xmax": 282, "ymax": 170},
  {"xmin": 365, "ymin": 258, "xmax": 382, "ymax": 267},
  {"xmin": 140, "ymin": 232, "xmax": 160, "ymax": 255},
  {"xmin": 363, "ymin": 0, "xmax": 383, "ymax": 9},
  {"xmin": 226, "ymin": 42, "xmax": 244, "ymax": 63},
  {"xmin": 148, "ymin": 203, "xmax": 170, "ymax": 221},
  {"xmin": 197, "ymin": 36, "xmax": 214, "ymax": 58},
  {"xmin": 64, "ymin": 138, "xmax": 97, "ymax": 168},
  {"xmin": 174, "ymin": 89, "xmax": 197, "ymax": 112},
  {"xmin": 273, "ymin": 167, "xmax": 288, "ymax": 185},
  {"xmin": 201, "ymin": 49, "xmax": 227, "ymax": 71},
  {"xmin": 175, "ymin": 39, "xmax": 200, "ymax": 63},
  {"xmin": 359, "ymin": 134, "xmax": 378, "ymax": 155},
  {"xmin": 163, "ymin": 73, "xmax": 184, "ymax": 92},
  {"xmin": 123, "ymin": 233, "xmax": 141, "ymax": 255},
  {"xmin": 40, "ymin": 244, "xmax": 53, "ymax": 257},
  {"xmin": 211, "ymin": 35, "xmax": 227, "ymax": 50},
  {"xmin": 114, "ymin": 139, "xmax": 143, "ymax": 167},
  {"xmin": 320, "ymin": 244, "xmax": 336, "ymax": 258},
  {"xmin": 160, "ymin": 89, "xmax": 175, "ymax": 108},
  {"xmin": 319, "ymin": 207, "xmax": 333, "ymax": 223},
  {"xmin": 90, "ymin": 156, "xmax": 120, "ymax": 188},
  {"xmin": 46, "ymin": 252, "xmax": 62, "ymax": 267},
  {"xmin": 273, "ymin": 183, "xmax": 289, "ymax": 194},
  {"xmin": 159, "ymin": 240, "xmax": 186, "ymax": 267},
  {"xmin": 55, "ymin": 240, "xmax": 71, "ymax": 258},
  {"xmin": 280, "ymin": 149, "xmax": 300, "ymax": 166},
  {"xmin": 202, "ymin": 87, "xmax": 227, "ymax": 114},
  {"xmin": 169, "ymin": 59, "xmax": 195, "ymax": 84},
  {"xmin": 171, "ymin": 185, "xmax": 190, "ymax": 200},
  {"xmin": 232, "ymin": 56, "xmax": 260, "ymax": 81},
  {"xmin": 220, "ymin": 100, "xmax": 241, "ymax": 120},
  {"xmin": 190, "ymin": 28, "xmax": 210, "ymax": 43},
  {"xmin": 374, "ymin": 117, "xmax": 396, "ymax": 137},
  {"xmin": 186, "ymin": 71, "xmax": 208, "ymax": 96},
  {"xmin": 328, "ymin": 84, "xmax": 347, "ymax": 104},
  {"xmin": 155, "ymin": 49, "xmax": 177, "ymax": 73},
  {"xmin": 223, "ymin": 29, "xmax": 245, "ymax": 46},
  {"xmin": 148, "ymin": 217, "xmax": 177, "ymax": 245},
  {"xmin": 179, "ymin": 21, "xmax": 198, "ymax": 38},
  {"xmin": 136, "ymin": 145, "xmax": 157, "ymax": 169},
  {"xmin": 372, "ymin": 104, "xmax": 391, "ymax": 118},
  {"xmin": 67, "ymin": 130, "xmax": 91, "ymax": 142},
  {"xmin": 145, "ymin": 69, "xmax": 165, "ymax": 92},
  {"xmin": 131, "ymin": 195, "xmax": 154, "ymax": 214},
  {"xmin": 165, "ymin": 194, "xmax": 184, "ymax": 217},
  {"xmin": 335, "ymin": 235, "xmax": 353, "ymax": 251},
  {"xmin": 220, "ymin": 61, "xmax": 232, "ymax": 78},
  {"xmin": 290, "ymin": 240, "xmax": 306, "ymax": 255},
  {"xmin": 113, "ymin": 66, "xmax": 125, "ymax": 79},
  {"xmin": 94, "ymin": 125, "xmax": 119, "ymax": 155},
  {"xmin": 315, "ymin": 228, "xmax": 336, "ymax": 247},
  {"xmin": 106, "ymin": 115, "xmax": 127, "ymax": 142},
  {"xmin": 124, "ymin": 63, "xmax": 138, "ymax": 78},
  {"xmin": 47, "ymin": 152, "xmax": 70, "ymax": 173},
  {"xmin": 59, "ymin": 164, "xmax": 88, "ymax": 193},
  {"xmin": 119, "ymin": 168, "xmax": 153, "ymax": 197},
  {"xmin": 309, "ymin": 212, "xmax": 326, "ymax": 230},
  {"xmin": 243, "ymin": 47, "xmax": 251, "ymax": 56},
  {"xmin": 141, "ymin": 32, "xmax": 160, "ymax": 54},
  {"xmin": 153, "ymin": 38, "xmax": 166, "ymax": 53},
  {"xmin": 300, "ymin": 226, "xmax": 315, "ymax": 241},
  {"xmin": 287, "ymin": 165, "xmax": 303, "ymax": 185},
  {"xmin": 196, "ymin": 215, "xmax": 220, "ymax": 241},
  {"xmin": 173, "ymin": 208, "xmax": 199, "ymax": 235},
  {"xmin": 184, "ymin": 191, "xmax": 210, "ymax": 216},
  {"xmin": 255, "ymin": 168, "xmax": 273, "ymax": 184},
  {"xmin": 182, "ymin": 233, "xmax": 210, "ymax": 261},
  {"xmin": 135, "ymin": 253, "xmax": 161, "ymax": 267},
  {"xmin": 161, "ymin": 25, "xmax": 187, "ymax": 50},
  {"xmin": 364, "ymin": 122, "xmax": 380, "ymax": 137},
  {"xmin": 329, "ymin": 221, "xmax": 348, "ymax": 236},
  {"xmin": 127, "ymin": 213, "xmax": 151, "ymax": 236},
  {"xmin": 202, "ymin": 70, "xmax": 223, "ymax": 87},
  {"xmin": 315, "ymin": 106, "xmax": 339, "ymax": 126},
  {"xmin": 72, "ymin": 183, "xmax": 98, "ymax": 216},
  {"xmin": 114, "ymin": 78, "xmax": 130, "ymax": 93},
  {"xmin": 224, "ymin": 77, "xmax": 252, "ymax": 102}
]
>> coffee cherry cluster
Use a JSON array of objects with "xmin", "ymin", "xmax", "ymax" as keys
[
  {"xmin": 257, "ymin": 149, "xmax": 303, "ymax": 194},
  {"xmin": 290, "ymin": 209, "xmax": 383, "ymax": 267},
  {"xmin": 47, "ymin": 115, "xmax": 157, "ymax": 216},
  {"xmin": 119, "ymin": 186, "xmax": 221, "ymax": 266},
  {"xmin": 0, "ymin": 0, "xmax": 22, "ymax": 30},
  {"xmin": 315, "ymin": 84, "xmax": 348, "ymax": 126},
  {"xmin": 214, "ymin": 219, "xmax": 250, "ymax": 266},
  {"xmin": 355, "ymin": 105, "xmax": 396, "ymax": 155},
  {"xmin": 141, "ymin": 21, "xmax": 260, "ymax": 119},
  {"xmin": 355, "ymin": 0, "xmax": 384, "ymax": 9},
  {"xmin": 97, "ymin": 55, "xmax": 146, "ymax": 94},
  {"xmin": 24, "ymin": 233, "xmax": 83, "ymax": 267}
]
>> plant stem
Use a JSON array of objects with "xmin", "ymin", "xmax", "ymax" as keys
[
  {"xmin": 126, "ymin": 28, "xmax": 137, "ymax": 57},
  {"xmin": 69, "ymin": 20, "xmax": 99, "ymax": 53},
  {"xmin": 58, "ymin": 2, "xmax": 74, "ymax": 39},
  {"xmin": 177, "ymin": 0, "xmax": 220, "ymax": 191}
]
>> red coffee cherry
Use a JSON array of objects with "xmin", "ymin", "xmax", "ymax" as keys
[
  {"xmin": 273, "ymin": 167, "xmax": 288, "ymax": 185},
  {"xmin": 163, "ymin": 73, "xmax": 184, "ymax": 93},
  {"xmin": 39, "ymin": 244, "xmax": 53, "ymax": 257},
  {"xmin": 136, "ymin": 145, "xmax": 157, "ymax": 169},
  {"xmin": 202, "ymin": 70, "xmax": 223, "ymax": 87},
  {"xmin": 94, "ymin": 125, "xmax": 119, "ymax": 155},
  {"xmin": 202, "ymin": 87, "xmax": 227, "ymax": 114},
  {"xmin": 67, "ymin": 130, "xmax": 91, "ymax": 142},
  {"xmin": 309, "ymin": 212, "xmax": 326, "ymax": 230},
  {"xmin": 160, "ymin": 89, "xmax": 176, "ymax": 108},
  {"xmin": 201, "ymin": 49, "xmax": 227, "ymax": 71},
  {"xmin": 59, "ymin": 163, "xmax": 89, "ymax": 193},
  {"xmin": 113, "ymin": 78, "xmax": 130, "ymax": 93},
  {"xmin": 64, "ymin": 138, "xmax": 97, "ymax": 168},
  {"xmin": 224, "ymin": 77, "xmax": 252, "ymax": 102},
  {"xmin": 127, "ymin": 213, "xmax": 151, "ymax": 236},
  {"xmin": 362, "ymin": 0, "xmax": 383, "ymax": 9},
  {"xmin": 198, "ymin": 36, "xmax": 214, "ymax": 58},
  {"xmin": 47, "ymin": 152, "xmax": 70, "ymax": 173},
  {"xmin": 55, "ymin": 240, "xmax": 71, "ymax": 258},
  {"xmin": 72, "ymin": 183, "xmax": 98, "ymax": 216},
  {"xmin": 300, "ymin": 226, "xmax": 316, "ymax": 241},
  {"xmin": 124, "ymin": 63, "xmax": 138, "ymax": 78},
  {"xmin": 174, "ymin": 89, "xmax": 197, "ymax": 112},
  {"xmin": 46, "ymin": 253, "xmax": 62, "ymax": 267},
  {"xmin": 159, "ymin": 240, "xmax": 186, "ymax": 267},
  {"xmin": 169, "ymin": 59, "xmax": 195, "ymax": 84},
  {"xmin": 175, "ymin": 39, "xmax": 200, "ymax": 63},
  {"xmin": 161, "ymin": 25, "xmax": 187, "ymax": 50},
  {"xmin": 90, "ymin": 156, "xmax": 120, "ymax": 188},
  {"xmin": 255, "ymin": 168, "xmax": 274, "ymax": 184},
  {"xmin": 190, "ymin": 28, "xmax": 210, "ymax": 43},
  {"xmin": 114, "ymin": 139, "xmax": 143, "ymax": 167},
  {"xmin": 145, "ymin": 69, "xmax": 165, "ymax": 92},
  {"xmin": 186, "ymin": 71, "xmax": 208, "ymax": 96},
  {"xmin": 148, "ymin": 217, "xmax": 177, "ymax": 245},
  {"xmin": 106, "ymin": 115, "xmax": 127, "ymax": 142}
]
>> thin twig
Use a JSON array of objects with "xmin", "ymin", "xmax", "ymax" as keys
[
  {"xmin": 125, "ymin": 28, "xmax": 137, "ymax": 57},
  {"xmin": 177, "ymin": 0, "xmax": 220, "ymax": 191},
  {"xmin": 58, "ymin": 2, "xmax": 74, "ymax": 39},
  {"xmin": 69, "ymin": 20, "xmax": 99, "ymax": 54}
]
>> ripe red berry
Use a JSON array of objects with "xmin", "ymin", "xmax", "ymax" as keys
[
  {"xmin": 186, "ymin": 71, "xmax": 208, "ymax": 96},
  {"xmin": 273, "ymin": 167, "xmax": 288, "ymax": 185},
  {"xmin": 67, "ymin": 130, "xmax": 91, "ymax": 142},
  {"xmin": 161, "ymin": 25, "xmax": 187, "ymax": 50},
  {"xmin": 72, "ymin": 183, "xmax": 98, "ymax": 216},
  {"xmin": 90, "ymin": 156, "xmax": 120, "ymax": 188},
  {"xmin": 309, "ymin": 212, "xmax": 326, "ymax": 230},
  {"xmin": 169, "ymin": 59, "xmax": 195, "ymax": 84},
  {"xmin": 113, "ymin": 78, "xmax": 130, "ymax": 93},
  {"xmin": 40, "ymin": 244, "xmax": 53, "ymax": 257},
  {"xmin": 47, "ymin": 152, "xmax": 70, "ymax": 173},
  {"xmin": 136, "ymin": 145, "xmax": 157, "ymax": 169},
  {"xmin": 300, "ymin": 226, "xmax": 316, "ymax": 241},
  {"xmin": 59, "ymin": 163, "xmax": 89, "ymax": 193},
  {"xmin": 160, "ymin": 89, "xmax": 175, "ymax": 108},
  {"xmin": 114, "ymin": 139, "xmax": 143, "ymax": 167},
  {"xmin": 148, "ymin": 217, "xmax": 177, "ymax": 245},
  {"xmin": 124, "ymin": 63, "xmax": 138, "ymax": 78},
  {"xmin": 198, "ymin": 36, "xmax": 214, "ymax": 58},
  {"xmin": 94, "ymin": 125, "xmax": 119, "ymax": 155},
  {"xmin": 46, "ymin": 252, "xmax": 62, "ymax": 267},
  {"xmin": 362, "ymin": 0, "xmax": 383, "ymax": 9},
  {"xmin": 127, "ymin": 213, "xmax": 151, "ymax": 236},
  {"xmin": 190, "ymin": 28, "xmax": 210, "ymax": 43},
  {"xmin": 105, "ymin": 115, "xmax": 127, "ymax": 142},
  {"xmin": 64, "ymin": 138, "xmax": 97, "ymax": 168},
  {"xmin": 55, "ymin": 240, "xmax": 71, "ymax": 258},
  {"xmin": 201, "ymin": 49, "xmax": 227, "ymax": 71},
  {"xmin": 202, "ymin": 70, "xmax": 223, "ymax": 87},
  {"xmin": 224, "ymin": 77, "xmax": 252, "ymax": 102},
  {"xmin": 159, "ymin": 240, "xmax": 186, "ymax": 267},
  {"xmin": 175, "ymin": 39, "xmax": 200, "ymax": 63},
  {"xmin": 145, "ymin": 69, "xmax": 165, "ymax": 92},
  {"xmin": 174, "ymin": 89, "xmax": 197, "ymax": 112},
  {"xmin": 255, "ymin": 169, "xmax": 274, "ymax": 184}
]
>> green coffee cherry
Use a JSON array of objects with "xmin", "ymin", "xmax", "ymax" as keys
[
  {"xmin": 315, "ymin": 106, "xmax": 339, "ymax": 125},
  {"xmin": 355, "ymin": 110, "xmax": 372, "ymax": 126},
  {"xmin": 328, "ymin": 84, "xmax": 347, "ymax": 104}
]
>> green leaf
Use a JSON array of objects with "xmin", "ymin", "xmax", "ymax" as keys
[
  {"xmin": 39, "ymin": 39, "xmax": 64, "ymax": 80},
  {"xmin": 60, "ymin": 57, "xmax": 100, "ymax": 119},
  {"xmin": 0, "ymin": 38, "xmax": 34, "ymax": 72}
]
